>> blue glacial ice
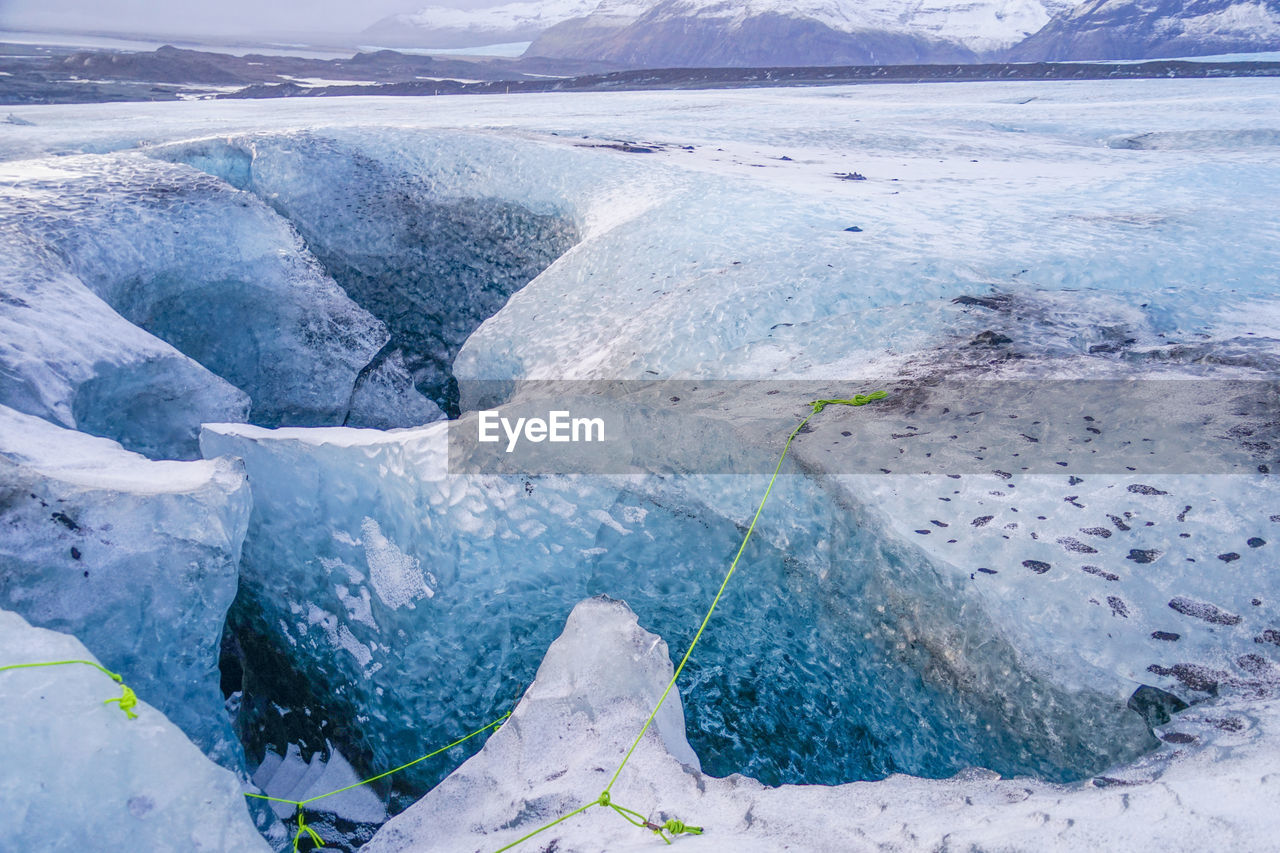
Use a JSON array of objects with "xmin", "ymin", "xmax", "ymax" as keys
[
  {"xmin": 0, "ymin": 152, "xmax": 433, "ymax": 457},
  {"xmin": 201, "ymin": 415, "xmax": 1160, "ymax": 797},
  {"xmin": 154, "ymin": 130, "xmax": 580, "ymax": 415},
  {"xmin": 0, "ymin": 229, "xmax": 250, "ymax": 459}
]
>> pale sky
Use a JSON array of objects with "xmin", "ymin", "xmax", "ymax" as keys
[{"xmin": 0, "ymin": 0, "xmax": 505, "ymax": 38}]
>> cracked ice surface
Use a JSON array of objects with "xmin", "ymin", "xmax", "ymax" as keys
[
  {"xmin": 365, "ymin": 596, "xmax": 1280, "ymax": 853},
  {"xmin": 0, "ymin": 610, "xmax": 271, "ymax": 852},
  {"xmin": 152, "ymin": 130, "xmax": 581, "ymax": 416},
  {"xmin": 0, "ymin": 404, "xmax": 251, "ymax": 768}
]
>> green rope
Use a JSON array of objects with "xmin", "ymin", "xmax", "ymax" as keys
[
  {"xmin": 292, "ymin": 808, "xmax": 324, "ymax": 852},
  {"xmin": 491, "ymin": 791, "xmax": 705, "ymax": 853},
  {"xmin": 247, "ymin": 709, "xmax": 512, "ymax": 850},
  {"xmin": 809, "ymin": 391, "xmax": 887, "ymax": 413},
  {"xmin": 490, "ymin": 391, "xmax": 886, "ymax": 852},
  {"xmin": 0, "ymin": 659, "xmax": 139, "ymax": 720},
  {"xmin": 603, "ymin": 391, "xmax": 886, "ymax": 796},
  {"xmin": 491, "ymin": 799, "xmax": 597, "ymax": 853}
]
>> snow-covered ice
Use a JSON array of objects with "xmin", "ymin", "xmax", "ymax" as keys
[{"xmin": 0, "ymin": 609, "xmax": 271, "ymax": 852}]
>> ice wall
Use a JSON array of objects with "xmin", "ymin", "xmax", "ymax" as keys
[
  {"xmin": 156, "ymin": 131, "xmax": 581, "ymax": 416},
  {"xmin": 0, "ymin": 610, "xmax": 272, "ymax": 852},
  {"xmin": 200, "ymin": 420, "xmax": 617, "ymax": 798},
  {"xmin": 0, "ymin": 233, "xmax": 251, "ymax": 459},
  {"xmin": 0, "ymin": 152, "xmax": 426, "ymax": 456},
  {"xmin": 0, "ymin": 405, "xmax": 250, "ymax": 768}
]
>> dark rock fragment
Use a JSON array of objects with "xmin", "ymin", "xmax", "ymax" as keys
[
  {"xmin": 1058, "ymin": 537, "xmax": 1098, "ymax": 554},
  {"xmin": 971, "ymin": 330, "xmax": 1012, "ymax": 347},
  {"xmin": 1081, "ymin": 565, "xmax": 1119, "ymax": 581},
  {"xmin": 1255, "ymin": 629, "xmax": 1280, "ymax": 646},
  {"xmin": 1168, "ymin": 597, "xmax": 1241, "ymax": 625},
  {"xmin": 1127, "ymin": 684, "xmax": 1189, "ymax": 727},
  {"xmin": 1146, "ymin": 662, "xmax": 1225, "ymax": 694}
]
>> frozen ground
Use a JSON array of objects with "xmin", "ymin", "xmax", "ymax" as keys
[{"xmin": 1, "ymin": 77, "xmax": 1278, "ymax": 851}]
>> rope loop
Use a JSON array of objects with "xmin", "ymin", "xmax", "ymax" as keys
[
  {"xmin": 293, "ymin": 807, "xmax": 324, "ymax": 852},
  {"xmin": 104, "ymin": 684, "xmax": 139, "ymax": 720},
  {"xmin": 0, "ymin": 659, "xmax": 139, "ymax": 721},
  {"xmin": 810, "ymin": 389, "xmax": 888, "ymax": 413},
  {"xmin": 661, "ymin": 819, "xmax": 702, "ymax": 838}
]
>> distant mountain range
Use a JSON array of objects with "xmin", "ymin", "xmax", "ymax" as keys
[
  {"xmin": 362, "ymin": 0, "xmax": 601, "ymax": 48},
  {"xmin": 1009, "ymin": 0, "xmax": 1280, "ymax": 61},
  {"xmin": 528, "ymin": 0, "xmax": 1079, "ymax": 66},
  {"xmin": 364, "ymin": 0, "xmax": 1280, "ymax": 64}
]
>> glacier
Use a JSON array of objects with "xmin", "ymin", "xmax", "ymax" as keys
[{"xmin": 1, "ymin": 76, "xmax": 1278, "ymax": 851}]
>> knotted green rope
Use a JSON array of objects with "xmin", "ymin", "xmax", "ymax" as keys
[
  {"xmin": 493, "ymin": 791, "xmax": 702, "ymax": 853},
  {"xmin": 809, "ymin": 391, "xmax": 887, "ymax": 413},
  {"xmin": 0, "ymin": 659, "xmax": 139, "ymax": 720},
  {"xmin": 597, "ymin": 792, "xmax": 704, "ymax": 845},
  {"xmin": 293, "ymin": 808, "xmax": 324, "ymax": 852},
  {"xmin": 492, "ymin": 391, "xmax": 887, "ymax": 852},
  {"xmin": 247, "ymin": 709, "xmax": 512, "ymax": 850}
]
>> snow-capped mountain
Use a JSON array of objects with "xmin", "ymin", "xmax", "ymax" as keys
[
  {"xmin": 362, "ymin": 0, "xmax": 600, "ymax": 49},
  {"xmin": 1009, "ymin": 0, "xmax": 1280, "ymax": 61},
  {"xmin": 527, "ymin": 0, "xmax": 1081, "ymax": 66}
]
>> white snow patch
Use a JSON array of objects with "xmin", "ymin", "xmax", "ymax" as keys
[{"xmin": 361, "ymin": 517, "xmax": 434, "ymax": 608}]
